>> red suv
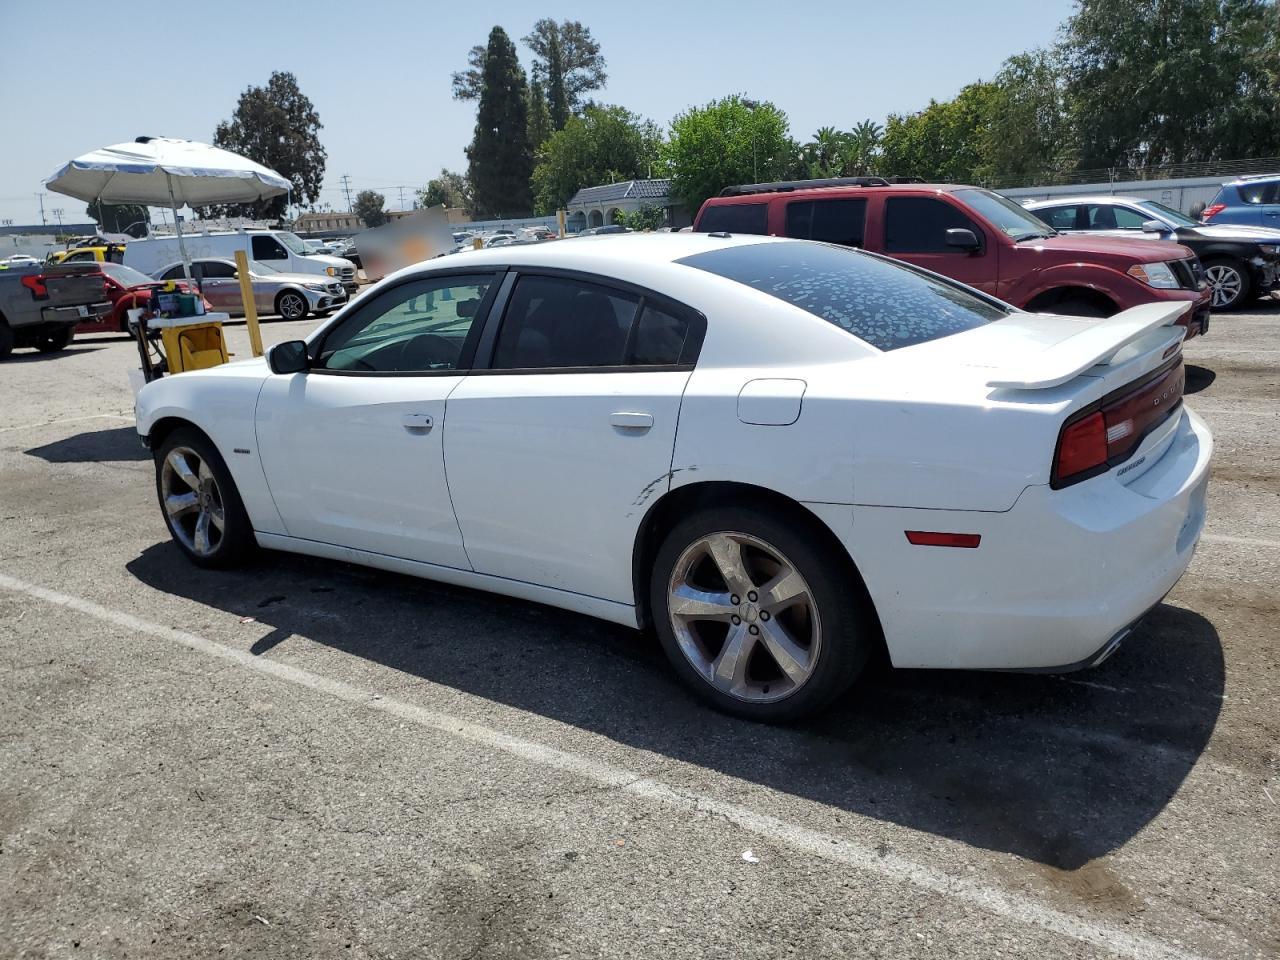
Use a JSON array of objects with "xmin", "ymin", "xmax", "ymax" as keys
[{"xmin": 694, "ymin": 178, "xmax": 1211, "ymax": 337}]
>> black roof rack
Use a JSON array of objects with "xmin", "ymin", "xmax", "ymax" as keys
[
  {"xmin": 719, "ymin": 176, "xmax": 890, "ymax": 197},
  {"xmin": 882, "ymin": 176, "xmax": 926, "ymax": 184}
]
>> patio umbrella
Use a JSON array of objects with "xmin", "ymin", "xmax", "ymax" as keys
[{"xmin": 45, "ymin": 137, "xmax": 291, "ymax": 281}]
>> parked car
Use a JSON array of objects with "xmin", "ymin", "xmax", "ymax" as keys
[
  {"xmin": 1, "ymin": 254, "xmax": 41, "ymax": 268},
  {"xmin": 153, "ymin": 258, "xmax": 348, "ymax": 321},
  {"xmin": 1201, "ymin": 174, "xmax": 1280, "ymax": 228},
  {"xmin": 695, "ymin": 177, "xmax": 1212, "ymax": 337},
  {"xmin": 135, "ymin": 234, "xmax": 1210, "ymax": 721},
  {"xmin": 125, "ymin": 230, "xmax": 358, "ymax": 294},
  {"xmin": 73, "ymin": 262, "xmax": 208, "ymax": 335},
  {"xmin": 47, "ymin": 243, "xmax": 126, "ymax": 265},
  {"xmin": 1025, "ymin": 195, "xmax": 1280, "ymax": 311},
  {"xmin": 0, "ymin": 261, "xmax": 111, "ymax": 358}
]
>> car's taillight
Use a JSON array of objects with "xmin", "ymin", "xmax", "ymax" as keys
[
  {"xmin": 21, "ymin": 274, "xmax": 49, "ymax": 299},
  {"xmin": 1052, "ymin": 358, "xmax": 1185, "ymax": 488},
  {"xmin": 1053, "ymin": 411, "xmax": 1108, "ymax": 486},
  {"xmin": 1201, "ymin": 203, "xmax": 1226, "ymax": 221}
]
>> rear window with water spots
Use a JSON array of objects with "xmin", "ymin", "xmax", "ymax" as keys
[{"xmin": 677, "ymin": 240, "xmax": 1009, "ymax": 351}]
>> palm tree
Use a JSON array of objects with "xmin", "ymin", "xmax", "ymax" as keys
[{"xmin": 846, "ymin": 120, "xmax": 883, "ymax": 175}]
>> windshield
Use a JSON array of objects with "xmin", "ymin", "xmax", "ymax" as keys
[
  {"xmin": 100, "ymin": 262, "xmax": 154, "ymax": 286},
  {"xmin": 1135, "ymin": 200, "xmax": 1199, "ymax": 228},
  {"xmin": 678, "ymin": 241, "xmax": 1010, "ymax": 352},
  {"xmin": 955, "ymin": 188, "xmax": 1056, "ymax": 241},
  {"xmin": 276, "ymin": 231, "xmax": 310, "ymax": 256}
]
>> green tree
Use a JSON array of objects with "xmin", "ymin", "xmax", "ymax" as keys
[
  {"xmin": 621, "ymin": 204, "xmax": 666, "ymax": 231},
  {"xmin": 86, "ymin": 200, "xmax": 149, "ymax": 237},
  {"xmin": 466, "ymin": 27, "xmax": 533, "ymax": 218},
  {"xmin": 531, "ymin": 105, "xmax": 663, "ymax": 214},
  {"xmin": 523, "ymin": 19, "xmax": 607, "ymax": 128},
  {"xmin": 208, "ymin": 71, "xmax": 326, "ymax": 220},
  {"xmin": 662, "ymin": 96, "xmax": 799, "ymax": 214},
  {"xmin": 878, "ymin": 82, "xmax": 998, "ymax": 182},
  {"xmin": 353, "ymin": 190, "xmax": 387, "ymax": 227},
  {"xmin": 527, "ymin": 78, "xmax": 554, "ymax": 153},
  {"xmin": 417, "ymin": 169, "xmax": 473, "ymax": 214},
  {"xmin": 846, "ymin": 120, "xmax": 883, "ymax": 175},
  {"xmin": 451, "ymin": 44, "xmax": 487, "ymax": 101},
  {"xmin": 979, "ymin": 49, "xmax": 1073, "ymax": 185},
  {"xmin": 1063, "ymin": 0, "xmax": 1280, "ymax": 168}
]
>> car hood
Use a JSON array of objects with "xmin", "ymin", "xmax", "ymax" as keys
[
  {"xmin": 1183, "ymin": 223, "xmax": 1280, "ymax": 243},
  {"xmin": 257, "ymin": 272, "xmax": 343, "ymax": 285},
  {"xmin": 1017, "ymin": 233, "xmax": 1192, "ymax": 262},
  {"xmin": 306, "ymin": 253, "xmax": 356, "ymax": 269}
]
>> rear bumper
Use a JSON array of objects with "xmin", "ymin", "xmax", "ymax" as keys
[
  {"xmin": 42, "ymin": 300, "xmax": 111, "ymax": 325},
  {"xmin": 819, "ymin": 406, "xmax": 1212, "ymax": 670}
]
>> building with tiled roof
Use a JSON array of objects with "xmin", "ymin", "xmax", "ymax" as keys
[{"xmin": 565, "ymin": 179, "xmax": 691, "ymax": 231}]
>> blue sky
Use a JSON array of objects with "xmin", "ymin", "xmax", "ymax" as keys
[{"xmin": 0, "ymin": 0, "xmax": 1076, "ymax": 227}]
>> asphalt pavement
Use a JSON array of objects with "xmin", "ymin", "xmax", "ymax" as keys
[{"xmin": 1, "ymin": 304, "xmax": 1276, "ymax": 959}]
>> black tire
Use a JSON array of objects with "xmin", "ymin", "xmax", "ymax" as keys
[
  {"xmin": 0, "ymin": 320, "xmax": 12, "ymax": 360},
  {"xmin": 649, "ymin": 504, "xmax": 873, "ymax": 722},
  {"xmin": 35, "ymin": 324, "xmax": 75, "ymax": 353},
  {"xmin": 1049, "ymin": 296, "xmax": 1111, "ymax": 318},
  {"xmin": 1202, "ymin": 258, "xmax": 1251, "ymax": 311},
  {"xmin": 274, "ymin": 290, "xmax": 309, "ymax": 321},
  {"xmin": 154, "ymin": 427, "xmax": 256, "ymax": 568}
]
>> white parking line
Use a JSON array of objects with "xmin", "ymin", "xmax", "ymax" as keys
[
  {"xmin": 0, "ymin": 572, "xmax": 1213, "ymax": 960},
  {"xmin": 0, "ymin": 413, "xmax": 133, "ymax": 433},
  {"xmin": 1200, "ymin": 533, "xmax": 1280, "ymax": 549}
]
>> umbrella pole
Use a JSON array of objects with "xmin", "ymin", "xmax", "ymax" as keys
[{"xmin": 166, "ymin": 173, "xmax": 193, "ymax": 284}]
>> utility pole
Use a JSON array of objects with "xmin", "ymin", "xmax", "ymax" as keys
[
  {"xmin": 396, "ymin": 185, "xmax": 407, "ymax": 211},
  {"xmin": 340, "ymin": 174, "xmax": 354, "ymax": 212},
  {"xmin": 35, "ymin": 192, "xmax": 46, "ymax": 227},
  {"xmin": 52, "ymin": 208, "xmax": 64, "ymax": 232}
]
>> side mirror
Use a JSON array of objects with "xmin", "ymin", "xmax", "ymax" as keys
[
  {"xmin": 268, "ymin": 339, "xmax": 309, "ymax": 375},
  {"xmin": 1141, "ymin": 219, "xmax": 1165, "ymax": 233},
  {"xmin": 945, "ymin": 228, "xmax": 981, "ymax": 251}
]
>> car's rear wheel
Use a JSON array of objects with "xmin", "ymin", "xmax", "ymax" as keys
[
  {"xmin": 650, "ymin": 506, "xmax": 872, "ymax": 721},
  {"xmin": 275, "ymin": 291, "xmax": 309, "ymax": 321},
  {"xmin": 154, "ymin": 427, "xmax": 255, "ymax": 568},
  {"xmin": 35, "ymin": 325, "xmax": 74, "ymax": 353},
  {"xmin": 1203, "ymin": 259, "xmax": 1250, "ymax": 311}
]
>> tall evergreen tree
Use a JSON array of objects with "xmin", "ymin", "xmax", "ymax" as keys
[
  {"xmin": 466, "ymin": 26, "xmax": 533, "ymax": 218},
  {"xmin": 523, "ymin": 19, "xmax": 606, "ymax": 129},
  {"xmin": 527, "ymin": 78, "xmax": 554, "ymax": 153}
]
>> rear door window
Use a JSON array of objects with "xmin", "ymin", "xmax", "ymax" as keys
[
  {"xmin": 785, "ymin": 199, "xmax": 867, "ymax": 247},
  {"xmin": 884, "ymin": 197, "xmax": 980, "ymax": 253},
  {"xmin": 697, "ymin": 202, "xmax": 768, "ymax": 235},
  {"xmin": 1036, "ymin": 205, "xmax": 1081, "ymax": 231},
  {"xmin": 493, "ymin": 275, "xmax": 640, "ymax": 369}
]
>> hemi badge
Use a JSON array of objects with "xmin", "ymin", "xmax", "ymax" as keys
[{"xmin": 233, "ymin": 448, "xmax": 251, "ymax": 455}]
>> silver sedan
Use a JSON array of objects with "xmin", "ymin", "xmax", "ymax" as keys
[{"xmin": 153, "ymin": 258, "xmax": 348, "ymax": 320}]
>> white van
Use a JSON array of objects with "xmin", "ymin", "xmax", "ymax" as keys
[{"xmin": 123, "ymin": 230, "xmax": 358, "ymax": 293}]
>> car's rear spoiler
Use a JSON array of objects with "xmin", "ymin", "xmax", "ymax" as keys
[{"xmin": 986, "ymin": 302, "xmax": 1188, "ymax": 390}]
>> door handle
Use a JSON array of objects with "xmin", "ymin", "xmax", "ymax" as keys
[
  {"xmin": 401, "ymin": 413, "xmax": 434, "ymax": 432},
  {"xmin": 610, "ymin": 411, "xmax": 653, "ymax": 430}
]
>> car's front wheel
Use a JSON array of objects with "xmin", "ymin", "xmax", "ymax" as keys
[
  {"xmin": 1203, "ymin": 259, "xmax": 1250, "ymax": 311},
  {"xmin": 275, "ymin": 290, "xmax": 309, "ymax": 321},
  {"xmin": 154, "ymin": 427, "xmax": 255, "ymax": 568},
  {"xmin": 650, "ymin": 505, "xmax": 872, "ymax": 721}
]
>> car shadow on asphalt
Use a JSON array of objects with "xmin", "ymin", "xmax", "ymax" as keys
[
  {"xmin": 1185, "ymin": 364, "xmax": 1216, "ymax": 393},
  {"xmin": 126, "ymin": 542, "xmax": 1223, "ymax": 873},
  {"xmin": 25, "ymin": 426, "xmax": 149, "ymax": 463},
  {"xmin": 4, "ymin": 346, "xmax": 105, "ymax": 363}
]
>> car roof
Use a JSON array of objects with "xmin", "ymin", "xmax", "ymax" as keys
[
  {"xmin": 1025, "ymin": 196, "xmax": 1154, "ymax": 206},
  {"xmin": 421, "ymin": 232, "xmax": 788, "ymax": 270}
]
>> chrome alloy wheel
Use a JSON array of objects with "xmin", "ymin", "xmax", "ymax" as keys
[
  {"xmin": 667, "ymin": 532, "xmax": 822, "ymax": 703},
  {"xmin": 278, "ymin": 292, "xmax": 307, "ymax": 319},
  {"xmin": 161, "ymin": 446, "xmax": 225, "ymax": 558},
  {"xmin": 1205, "ymin": 264, "xmax": 1243, "ymax": 308}
]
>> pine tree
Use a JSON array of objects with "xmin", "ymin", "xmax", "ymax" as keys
[
  {"xmin": 545, "ymin": 32, "xmax": 569, "ymax": 130},
  {"xmin": 466, "ymin": 26, "xmax": 533, "ymax": 218},
  {"xmin": 527, "ymin": 78, "xmax": 553, "ymax": 153}
]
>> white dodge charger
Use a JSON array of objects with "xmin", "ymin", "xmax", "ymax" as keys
[{"xmin": 135, "ymin": 234, "xmax": 1212, "ymax": 720}]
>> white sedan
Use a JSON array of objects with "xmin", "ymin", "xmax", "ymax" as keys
[{"xmin": 135, "ymin": 234, "xmax": 1212, "ymax": 720}]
